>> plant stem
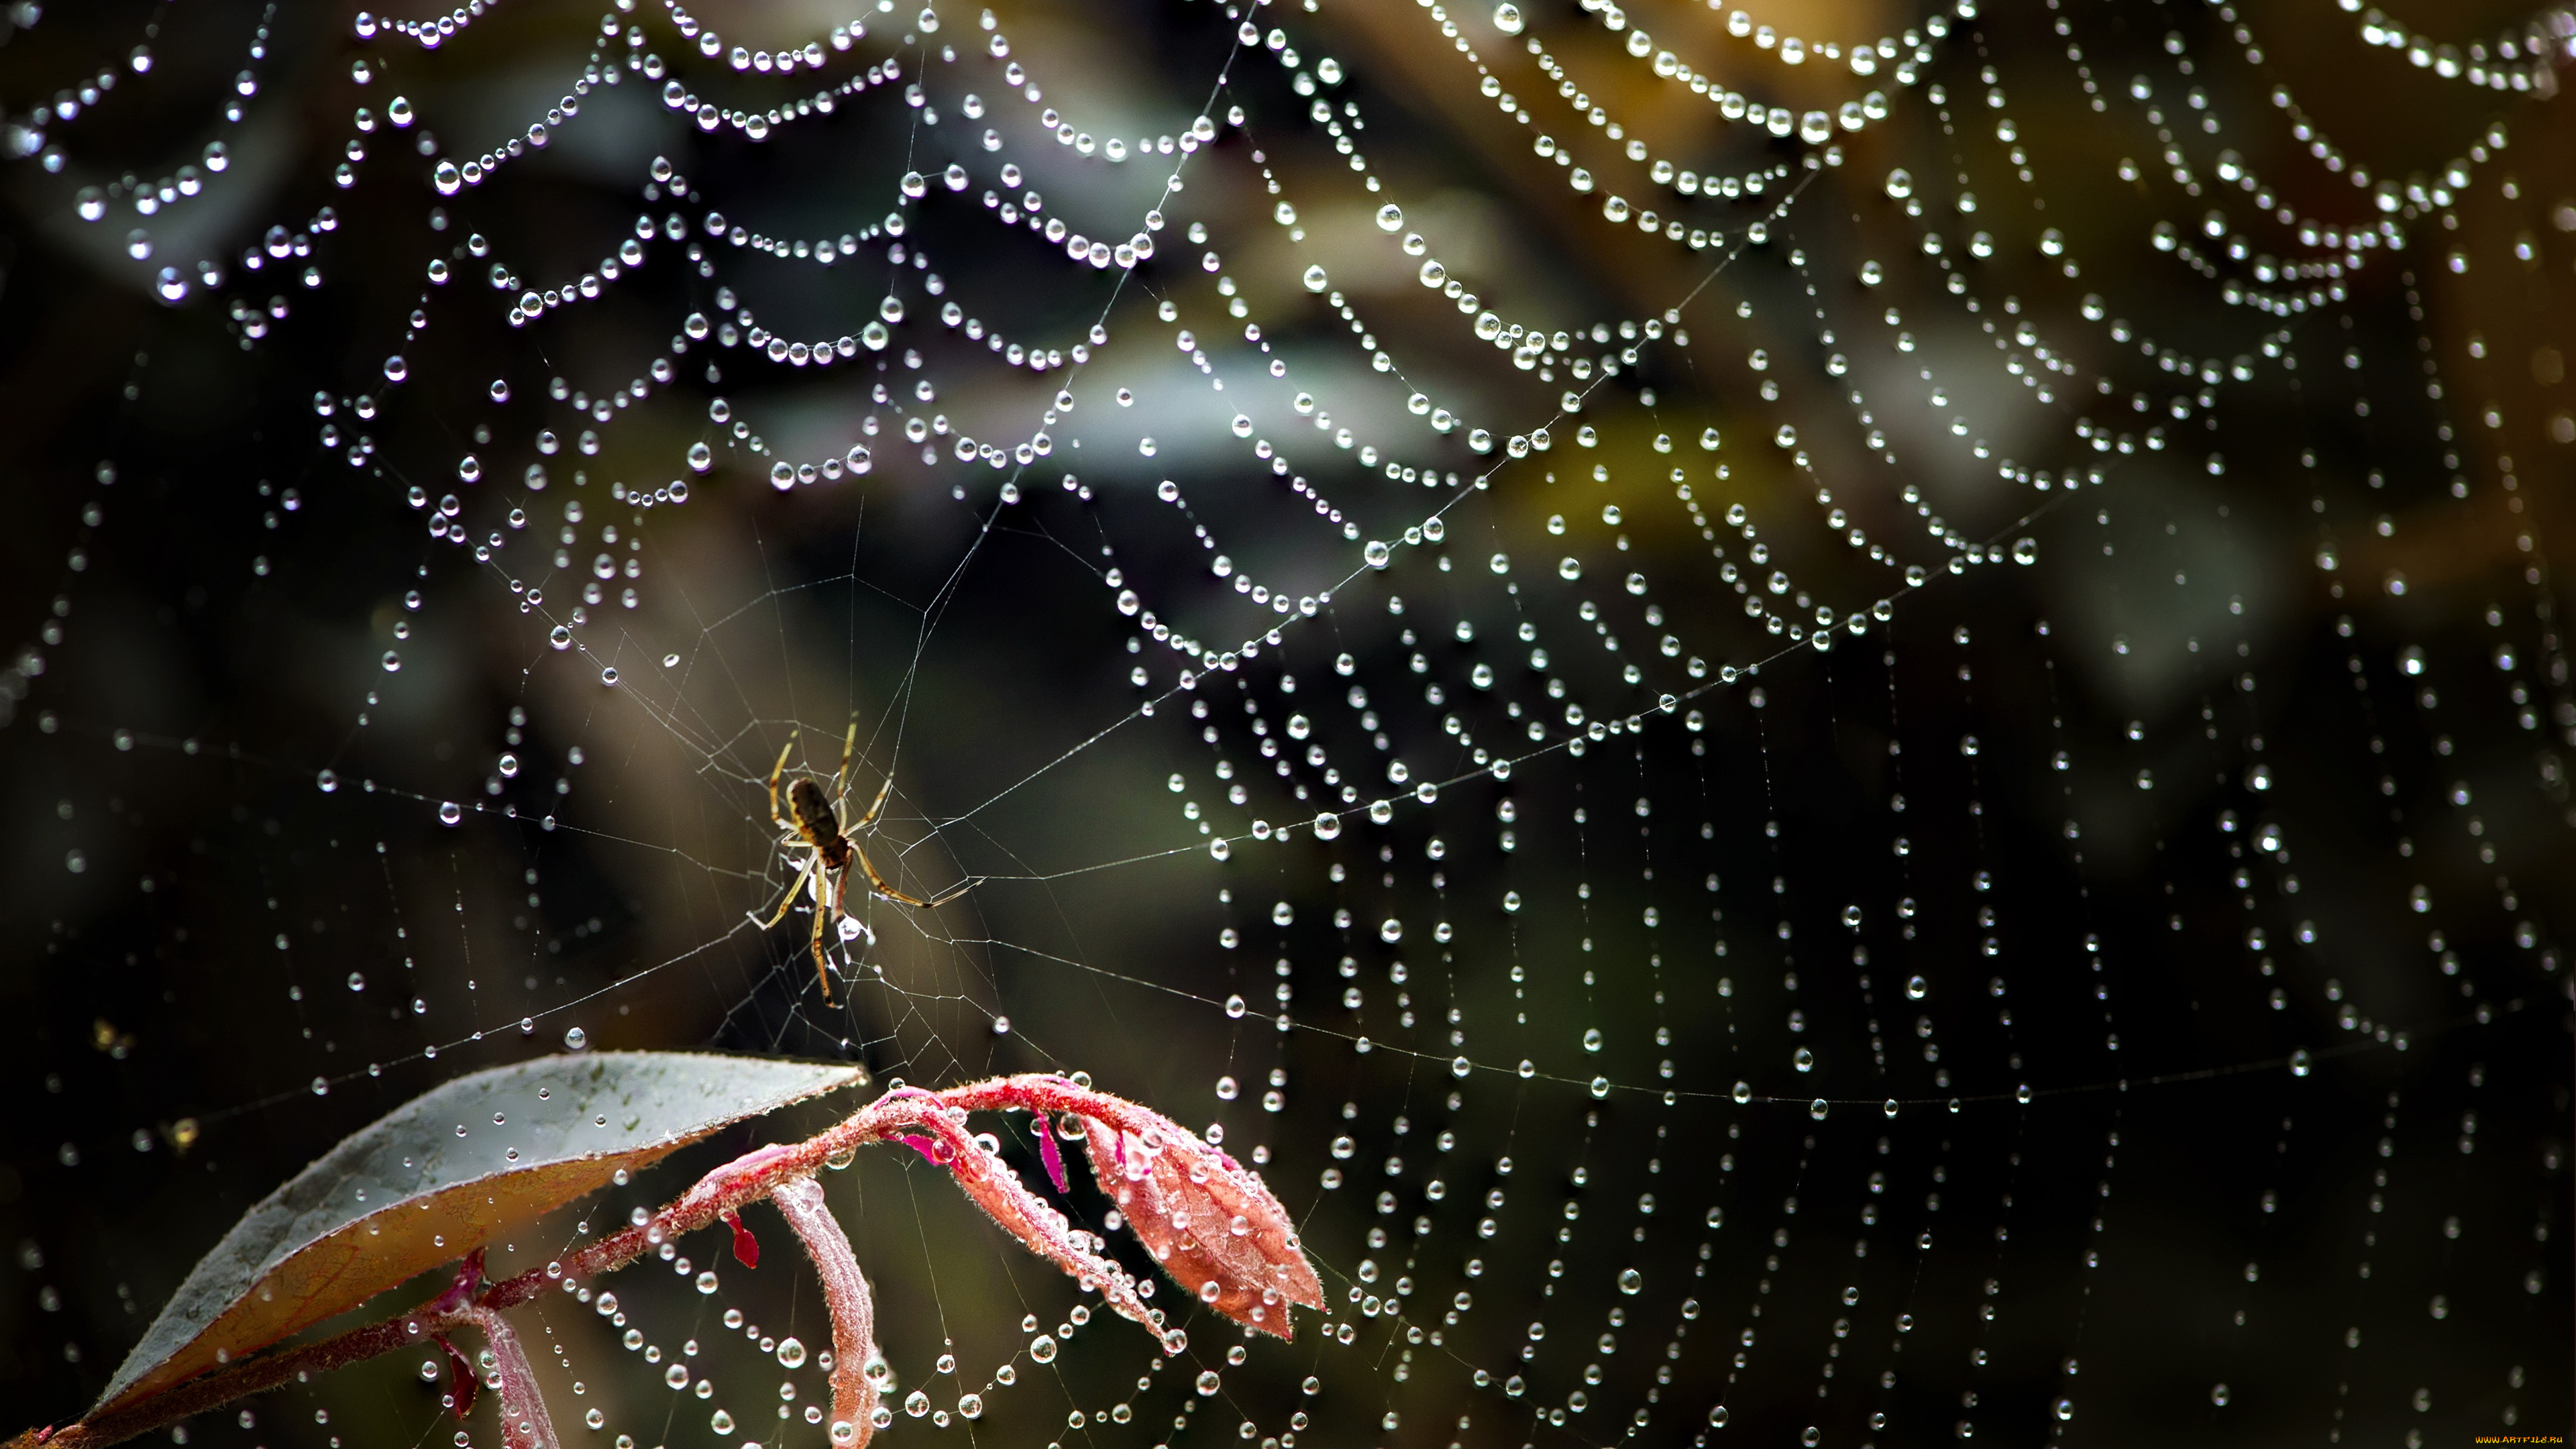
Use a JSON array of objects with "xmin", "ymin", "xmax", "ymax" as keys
[
  {"xmin": 767, "ymin": 1177, "xmax": 879, "ymax": 1449},
  {"xmin": 466, "ymin": 1308, "xmax": 561, "ymax": 1449},
  {"xmin": 7, "ymin": 1075, "xmax": 1257, "ymax": 1449}
]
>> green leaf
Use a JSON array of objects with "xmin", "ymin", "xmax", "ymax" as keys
[{"xmin": 95, "ymin": 1052, "xmax": 862, "ymax": 1417}]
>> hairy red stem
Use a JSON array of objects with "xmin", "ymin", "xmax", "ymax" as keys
[
  {"xmin": 466, "ymin": 1308, "xmax": 561, "ymax": 1449},
  {"xmin": 767, "ymin": 1176, "xmax": 879, "ymax": 1449}
]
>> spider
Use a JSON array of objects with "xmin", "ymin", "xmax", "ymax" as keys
[{"xmin": 753, "ymin": 722, "xmax": 971, "ymax": 1002}]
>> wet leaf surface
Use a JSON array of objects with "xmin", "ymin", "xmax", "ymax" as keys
[{"xmin": 96, "ymin": 1053, "xmax": 861, "ymax": 1417}]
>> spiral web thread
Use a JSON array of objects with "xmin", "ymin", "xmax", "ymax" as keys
[{"xmin": 4, "ymin": 0, "xmax": 2573, "ymax": 1444}]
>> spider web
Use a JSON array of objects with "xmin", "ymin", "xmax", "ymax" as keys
[{"xmin": 1, "ymin": 0, "xmax": 2571, "ymax": 1446}]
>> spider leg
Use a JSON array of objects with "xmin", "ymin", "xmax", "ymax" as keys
[
  {"xmin": 849, "ymin": 843, "xmax": 931, "ymax": 908},
  {"xmin": 853, "ymin": 773, "xmax": 896, "ymax": 831},
  {"xmin": 850, "ymin": 843, "xmax": 979, "ymax": 909},
  {"xmin": 832, "ymin": 718, "xmax": 858, "ymax": 800},
  {"xmin": 923, "ymin": 875, "xmax": 982, "ymax": 908},
  {"xmin": 765, "ymin": 736, "xmax": 798, "ymax": 830},
  {"xmin": 806, "ymin": 888, "xmax": 836, "ymax": 1005},
  {"xmin": 751, "ymin": 857, "xmax": 813, "ymax": 929}
]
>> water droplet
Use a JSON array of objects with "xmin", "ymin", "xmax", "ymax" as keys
[
  {"xmin": 600, "ymin": 667, "xmax": 620, "ymax": 686},
  {"xmin": 1491, "ymin": 3, "xmax": 1523, "ymax": 34},
  {"xmin": 956, "ymin": 1395, "xmax": 983, "ymax": 1419},
  {"xmin": 1907, "ymin": 975, "xmax": 1928, "ymax": 1000},
  {"xmin": 564, "ymin": 1026, "xmax": 588, "ymax": 1051},
  {"xmin": 549, "ymin": 625, "xmax": 574, "ymax": 651},
  {"xmin": 311, "ymin": 1076, "xmax": 331, "ymax": 1096},
  {"xmin": 76, "ymin": 186, "xmax": 105, "ymax": 221},
  {"xmin": 317, "ymin": 769, "xmax": 339, "ymax": 793},
  {"xmin": 696, "ymin": 1271, "xmax": 718, "ymax": 1294},
  {"xmin": 667, "ymin": 1365, "xmax": 692, "ymax": 1389},
  {"xmin": 708, "ymin": 1409, "xmax": 735, "ymax": 1435},
  {"xmin": 1301, "ymin": 264, "xmax": 1329, "ymax": 292},
  {"xmin": 156, "ymin": 267, "xmax": 190, "ymax": 303},
  {"xmin": 1225, "ymin": 995, "xmax": 1246, "ymax": 1018},
  {"xmin": 347, "ymin": 972, "xmax": 366, "ymax": 992},
  {"xmin": 1617, "ymin": 1269, "xmax": 1642, "ymax": 1294},
  {"xmin": 663, "ymin": 653, "xmax": 680, "ymax": 668},
  {"xmin": 2054, "ymin": 1397, "xmax": 2075, "ymax": 1421},
  {"xmin": 776, "ymin": 1337, "xmax": 806, "ymax": 1368},
  {"xmin": 434, "ymin": 160, "xmax": 462, "ymax": 195},
  {"xmin": 126, "ymin": 229, "xmax": 154, "ymax": 260},
  {"xmin": 2016, "ymin": 1083, "xmax": 2033, "ymax": 1105},
  {"xmin": 687, "ymin": 441, "xmax": 713, "ymax": 472},
  {"xmin": 1792, "ymin": 1048, "xmax": 1815, "ymax": 1072},
  {"xmin": 2208, "ymin": 1383, "xmax": 2229, "ymax": 1407},
  {"xmin": 1194, "ymin": 1371, "xmax": 1220, "ymax": 1395},
  {"xmin": 383, "ymin": 355, "xmax": 409, "ymax": 383},
  {"xmin": 1379, "ymin": 917, "xmax": 1403, "ymax": 943},
  {"xmin": 1808, "ymin": 1099, "xmax": 1829, "ymax": 1120},
  {"xmin": 382, "ymin": 650, "xmax": 402, "ymax": 672},
  {"xmin": 1884, "ymin": 1099, "xmax": 1900, "ymax": 1118},
  {"xmin": 438, "ymin": 801, "xmax": 463, "ymax": 826},
  {"xmin": 1731, "ymin": 1081, "xmax": 1752, "ymax": 1104},
  {"xmin": 584, "ymin": 1410, "xmax": 605, "ymax": 1431},
  {"xmin": 1450, "ymin": 1055, "xmax": 1471, "ymax": 1079},
  {"xmin": 1582, "ymin": 1028, "xmax": 1603, "ymax": 1053},
  {"xmin": 2288, "ymin": 1049, "xmax": 2312, "ymax": 1077},
  {"xmin": 1028, "ymin": 1335, "xmax": 1058, "ymax": 1364}
]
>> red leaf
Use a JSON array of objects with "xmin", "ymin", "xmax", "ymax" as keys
[
  {"xmin": 432, "ymin": 1335, "xmax": 478, "ymax": 1422},
  {"xmin": 1077, "ymin": 1114, "xmax": 1321, "ymax": 1339},
  {"xmin": 723, "ymin": 1211, "xmax": 759, "ymax": 1269},
  {"xmin": 925, "ymin": 1077, "xmax": 1323, "ymax": 1340}
]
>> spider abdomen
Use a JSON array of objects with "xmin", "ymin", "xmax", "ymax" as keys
[{"xmin": 788, "ymin": 779, "xmax": 841, "ymax": 841}]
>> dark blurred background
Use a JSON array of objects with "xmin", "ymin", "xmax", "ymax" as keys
[{"xmin": 0, "ymin": 0, "xmax": 2570, "ymax": 1444}]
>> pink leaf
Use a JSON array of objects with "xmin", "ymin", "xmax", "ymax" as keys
[
  {"xmin": 1031, "ymin": 1113, "xmax": 1071, "ymax": 1195},
  {"xmin": 767, "ymin": 1177, "xmax": 879, "ymax": 1449},
  {"xmin": 870, "ymin": 1098, "xmax": 1157, "ymax": 1334},
  {"xmin": 932, "ymin": 1076, "xmax": 1322, "ymax": 1340}
]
